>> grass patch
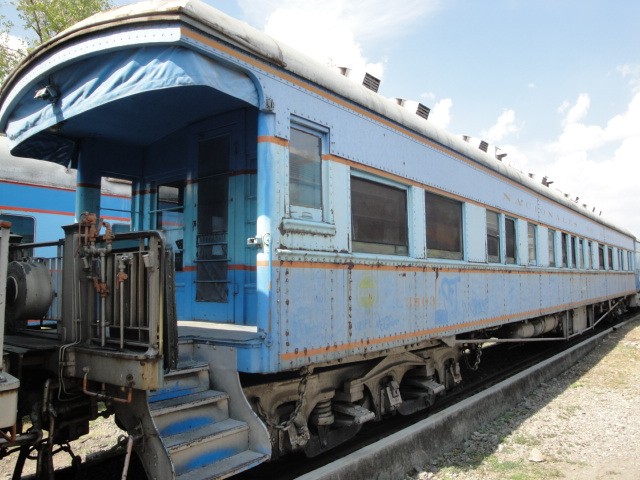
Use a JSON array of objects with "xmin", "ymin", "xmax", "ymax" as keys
[{"xmin": 512, "ymin": 434, "xmax": 541, "ymax": 447}]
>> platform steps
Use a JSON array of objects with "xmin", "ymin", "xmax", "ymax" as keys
[{"xmin": 148, "ymin": 361, "xmax": 268, "ymax": 480}]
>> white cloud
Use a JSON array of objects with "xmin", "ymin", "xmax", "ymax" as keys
[
  {"xmin": 264, "ymin": 6, "xmax": 380, "ymax": 75},
  {"xmin": 238, "ymin": 0, "xmax": 440, "ymax": 41},
  {"xmin": 537, "ymin": 90, "xmax": 640, "ymax": 236},
  {"xmin": 617, "ymin": 63, "xmax": 640, "ymax": 92},
  {"xmin": 428, "ymin": 98, "xmax": 452, "ymax": 129},
  {"xmin": 482, "ymin": 109, "xmax": 519, "ymax": 143},
  {"xmin": 419, "ymin": 91, "xmax": 436, "ymax": 101},
  {"xmin": 0, "ymin": 32, "xmax": 27, "ymax": 55},
  {"xmin": 237, "ymin": 0, "xmax": 439, "ymax": 79},
  {"xmin": 557, "ymin": 100, "xmax": 570, "ymax": 115},
  {"xmin": 563, "ymin": 93, "xmax": 590, "ymax": 126},
  {"xmin": 550, "ymin": 92, "xmax": 640, "ymax": 156}
]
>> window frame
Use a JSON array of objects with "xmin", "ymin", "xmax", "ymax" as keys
[
  {"xmin": 0, "ymin": 213, "xmax": 36, "ymax": 245},
  {"xmin": 577, "ymin": 238, "xmax": 584, "ymax": 269},
  {"xmin": 527, "ymin": 223, "xmax": 537, "ymax": 265},
  {"xmin": 548, "ymin": 229, "xmax": 556, "ymax": 267},
  {"xmin": 598, "ymin": 244, "xmax": 605, "ymax": 269},
  {"xmin": 350, "ymin": 172, "xmax": 409, "ymax": 256},
  {"xmin": 561, "ymin": 232, "xmax": 568, "ymax": 267},
  {"xmin": 505, "ymin": 216, "xmax": 517, "ymax": 265},
  {"xmin": 486, "ymin": 210, "xmax": 501, "ymax": 263},
  {"xmin": 288, "ymin": 121, "xmax": 327, "ymax": 222},
  {"xmin": 425, "ymin": 191, "xmax": 464, "ymax": 260}
]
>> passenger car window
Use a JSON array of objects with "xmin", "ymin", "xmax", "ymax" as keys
[
  {"xmin": 527, "ymin": 223, "xmax": 537, "ymax": 265},
  {"xmin": 577, "ymin": 238, "xmax": 584, "ymax": 269},
  {"xmin": 607, "ymin": 246, "xmax": 613, "ymax": 270},
  {"xmin": 351, "ymin": 176, "xmax": 408, "ymax": 255},
  {"xmin": 548, "ymin": 230, "xmax": 556, "ymax": 267},
  {"xmin": 598, "ymin": 244, "xmax": 605, "ymax": 269},
  {"xmin": 505, "ymin": 217, "xmax": 516, "ymax": 264},
  {"xmin": 0, "ymin": 214, "xmax": 35, "ymax": 244},
  {"xmin": 289, "ymin": 127, "xmax": 322, "ymax": 221},
  {"xmin": 426, "ymin": 192, "xmax": 463, "ymax": 260},
  {"xmin": 486, "ymin": 210, "xmax": 500, "ymax": 263}
]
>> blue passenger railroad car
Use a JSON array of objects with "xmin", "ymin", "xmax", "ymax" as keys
[{"xmin": 0, "ymin": 1, "xmax": 637, "ymax": 478}]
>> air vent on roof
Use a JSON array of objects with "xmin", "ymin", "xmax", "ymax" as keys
[
  {"xmin": 362, "ymin": 73, "xmax": 381, "ymax": 93},
  {"xmin": 494, "ymin": 147, "xmax": 507, "ymax": 161},
  {"xmin": 416, "ymin": 103, "xmax": 430, "ymax": 120},
  {"xmin": 462, "ymin": 135, "xmax": 472, "ymax": 142},
  {"xmin": 479, "ymin": 140, "xmax": 489, "ymax": 152},
  {"xmin": 395, "ymin": 98, "xmax": 430, "ymax": 120},
  {"xmin": 541, "ymin": 176, "xmax": 553, "ymax": 187}
]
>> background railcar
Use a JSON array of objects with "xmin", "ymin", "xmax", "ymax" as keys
[
  {"xmin": 0, "ymin": 1, "xmax": 638, "ymax": 479},
  {"xmin": 0, "ymin": 134, "xmax": 131, "ymax": 248}
]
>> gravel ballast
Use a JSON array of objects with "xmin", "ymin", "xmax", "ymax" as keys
[{"xmin": 408, "ymin": 317, "xmax": 640, "ymax": 480}]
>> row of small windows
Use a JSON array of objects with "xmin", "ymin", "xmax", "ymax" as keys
[
  {"xmin": 287, "ymin": 124, "xmax": 635, "ymax": 271},
  {"xmin": 364, "ymin": 182, "xmax": 633, "ymax": 271}
]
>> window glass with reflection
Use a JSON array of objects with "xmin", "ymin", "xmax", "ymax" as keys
[{"xmin": 426, "ymin": 192, "xmax": 463, "ymax": 260}]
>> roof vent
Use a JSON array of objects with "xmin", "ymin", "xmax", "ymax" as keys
[
  {"xmin": 415, "ymin": 103, "xmax": 430, "ymax": 120},
  {"xmin": 362, "ymin": 73, "xmax": 381, "ymax": 93},
  {"xmin": 395, "ymin": 98, "xmax": 430, "ymax": 120},
  {"xmin": 541, "ymin": 176, "xmax": 553, "ymax": 187},
  {"xmin": 462, "ymin": 135, "xmax": 472, "ymax": 142},
  {"xmin": 479, "ymin": 140, "xmax": 489, "ymax": 152},
  {"xmin": 494, "ymin": 147, "xmax": 507, "ymax": 161}
]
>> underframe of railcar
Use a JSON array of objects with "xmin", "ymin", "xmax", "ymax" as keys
[{"xmin": 238, "ymin": 292, "xmax": 633, "ymax": 458}]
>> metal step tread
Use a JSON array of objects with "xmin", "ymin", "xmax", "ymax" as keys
[
  {"xmin": 164, "ymin": 361, "xmax": 210, "ymax": 378},
  {"xmin": 148, "ymin": 382, "xmax": 211, "ymax": 403},
  {"xmin": 176, "ymin": 450, "xmax": 269, "ymax": 480},
  {"xmin": 150, "ymin": 389, "xmax": 229, "ymax": 417},
  {"xmin": 165, "ymin": 418, "xmax": 248, "ymax": 453}
]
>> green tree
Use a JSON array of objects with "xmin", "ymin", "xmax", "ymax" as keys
[
  {"xmin": 0, "ymin": 13, "xmax": 25, "ymax": 84},
  {"xmin": 0, "ymin": 0, "xmax": 112, "ymax": 84},
  {"xmin": 15, "ymin": 0, "xmax": 112, "ymax": 47}
]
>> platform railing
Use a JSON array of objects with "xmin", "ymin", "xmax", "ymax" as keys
[
  {"xmin": 80, "ymin": 231, "xmax": 165, "ymax": 354},
  {"xmin": 9, "ymin": 230, "xmax": 167, "ymax": 356}
]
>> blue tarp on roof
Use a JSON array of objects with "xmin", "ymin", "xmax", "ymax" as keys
[{"xmin": 4, "ymin": 45, "xmax": 258, "ymax": 163}]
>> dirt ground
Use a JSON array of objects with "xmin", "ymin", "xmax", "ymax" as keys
[
  {"xmin": 0, "ymin": 412, "xmax": 124, "ymax": 479},
  {"xmin": 408, "ymin": 317, "xmax": 640, "ymax": 480}
]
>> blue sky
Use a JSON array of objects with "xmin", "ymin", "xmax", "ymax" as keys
[{"xmin": 3, "ymin": 0, "xmax": 640, "ymax": 237}]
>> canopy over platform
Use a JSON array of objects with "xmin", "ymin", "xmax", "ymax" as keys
[{"xmin": 1, "ymin": 44, "xmax": 257, "ymax": 166}]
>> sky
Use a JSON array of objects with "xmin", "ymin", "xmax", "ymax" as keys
[{"xmin": 3, "ymin": 0, "xmax": 640, "ymax": 238}]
